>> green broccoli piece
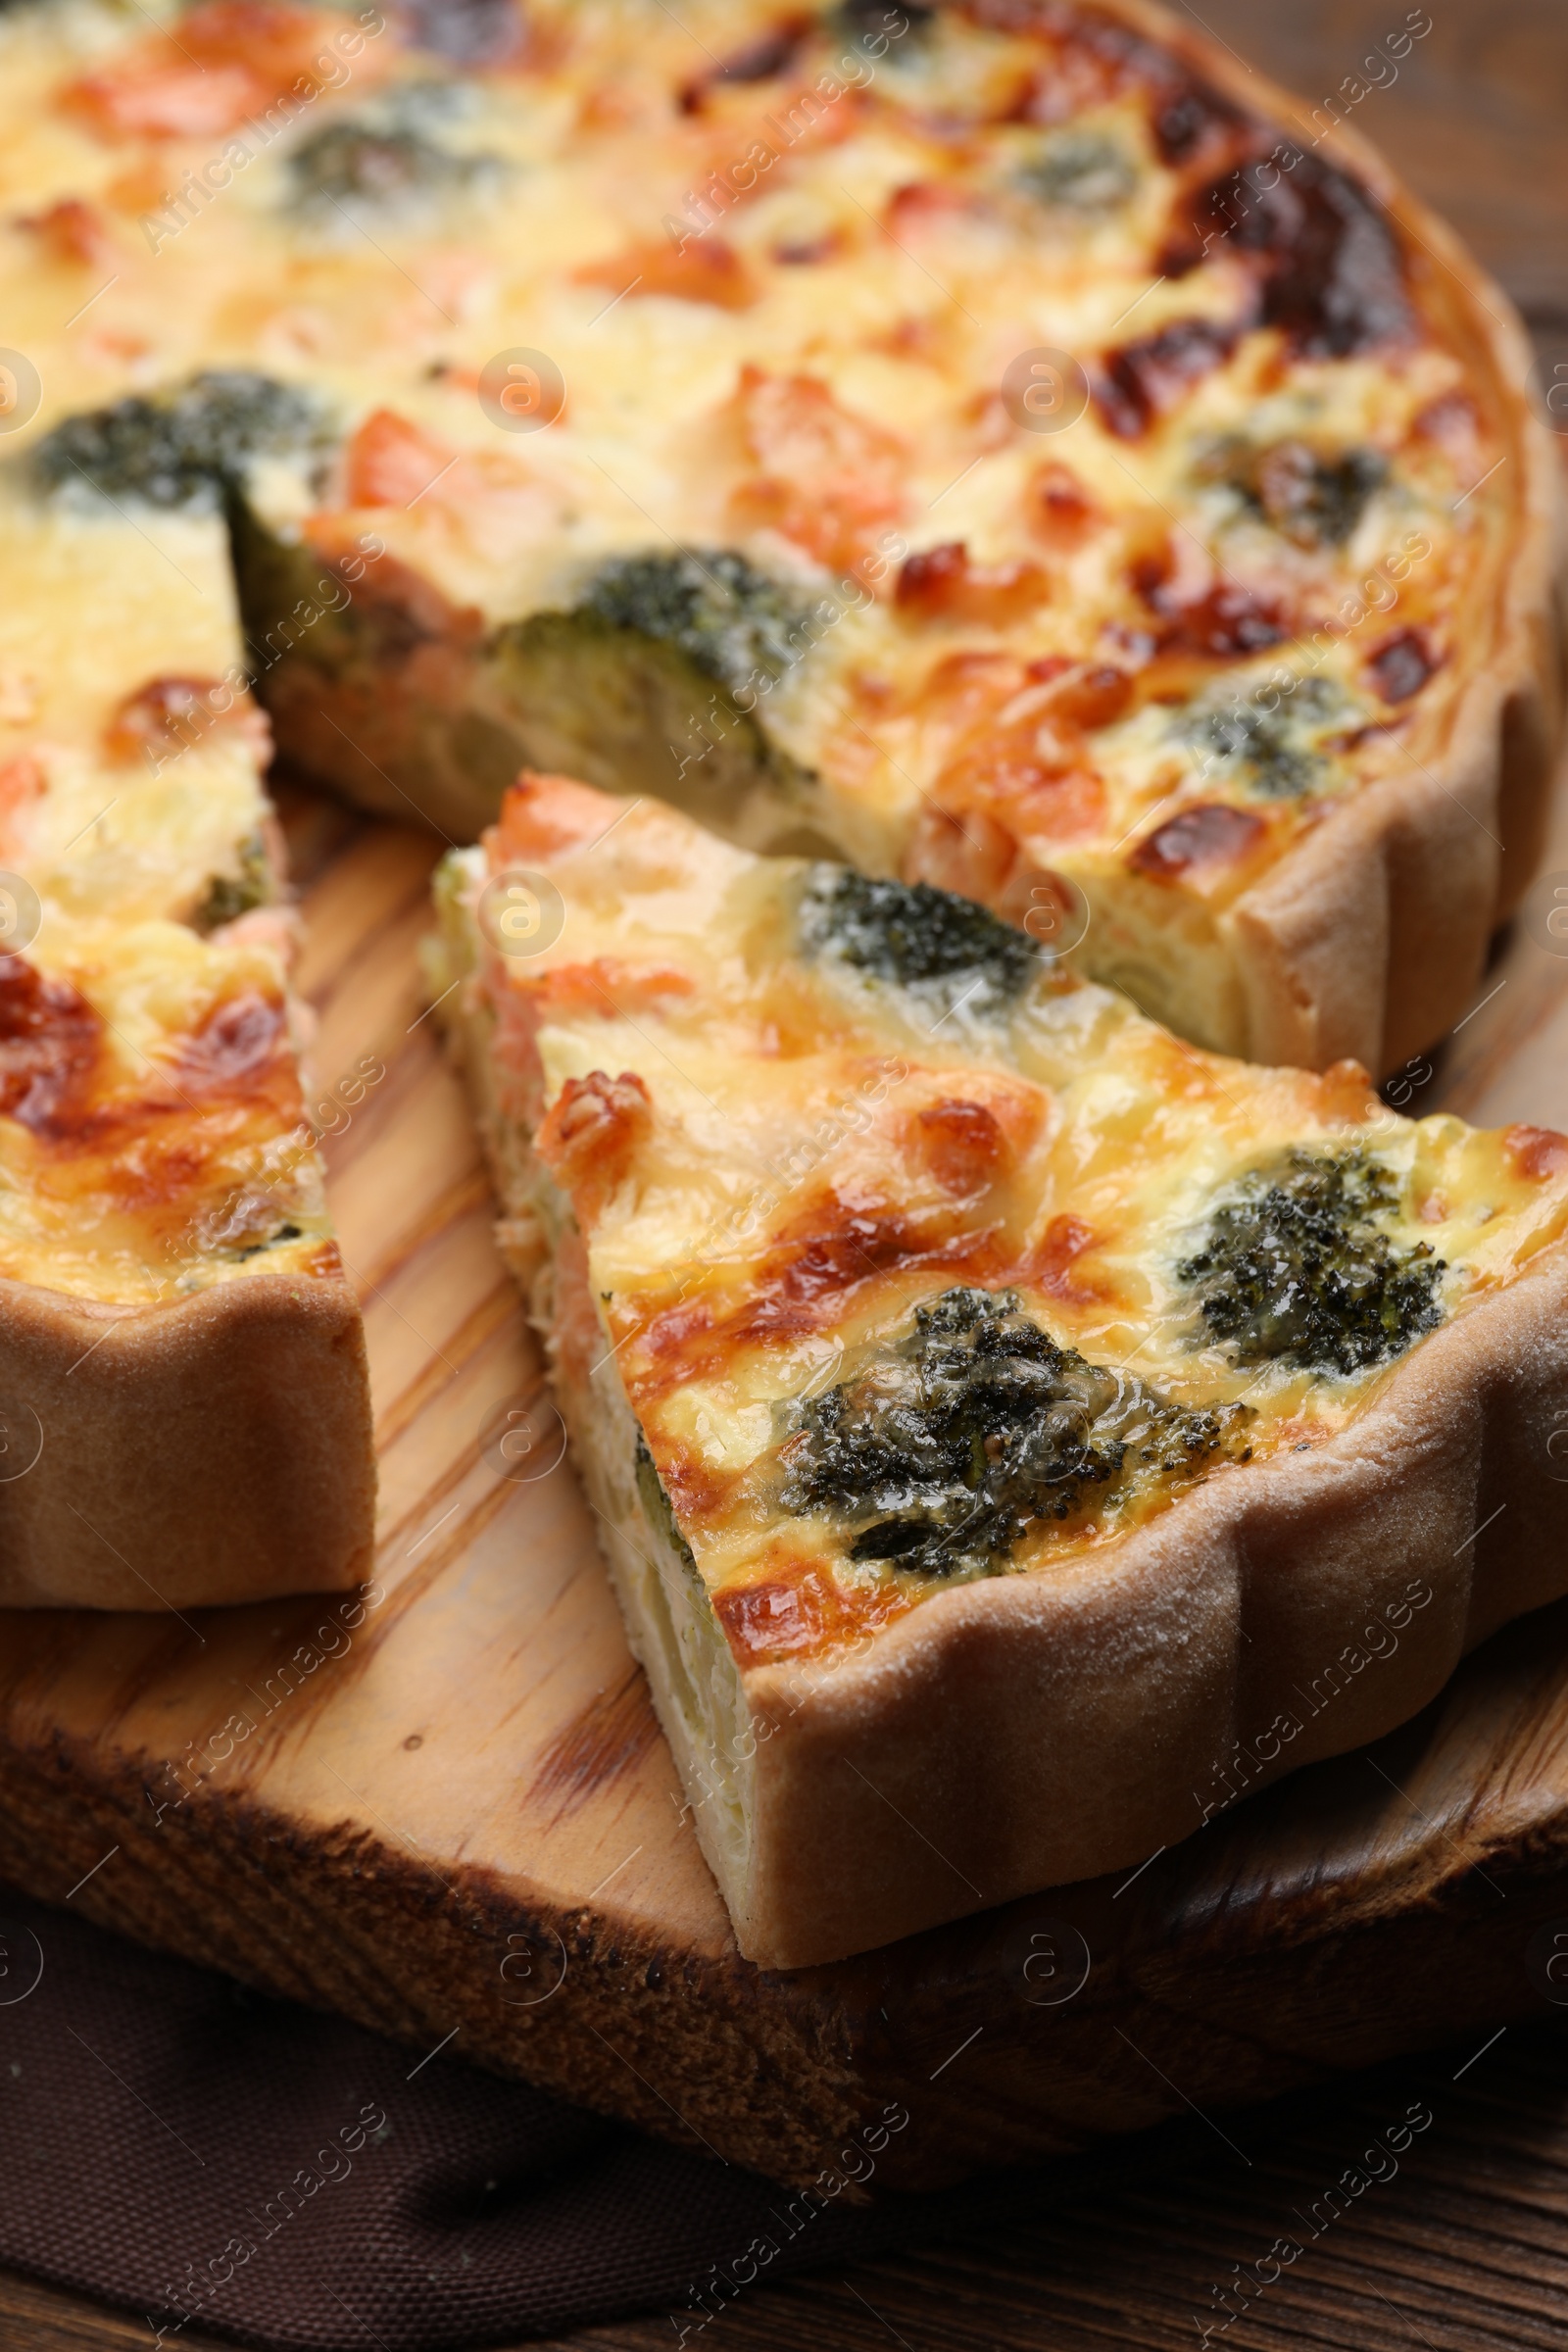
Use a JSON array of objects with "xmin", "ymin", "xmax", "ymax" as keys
[
  {"xmin": 635, "ymin": 1434, "xmax": 700, "ymax": 1577},
  {"xmin": 833, "ymin": 2, "xmax": 936, "ymax": 45},
  {"xmin": 191, "ymin": 833, "xmax": 274, "ymax": 934},
  {"xmin": 287, "ymin": 87, "xmax": 502, "ymax": 217},
  {"xmin": 1202, "ymin": 438, "xmax": 1388, "ymax": 549},
  {"xmin": 799, "ymin": 867, "xmax": 1040, "ymax": 1010},
  {"xmin": 34, "ymin": 371, "xmax": 326, "ymax": 510},
  {"xmin": 1019, "ymin": 129, "xmax": 1139, "ymax": 213},
  {"xmin": 1178, "ymin": 1150, "xmax": 1446, "ymax": 1374},
  {"xmin": 1186, "ymin": 676, "xmax": 1344, "ymax": 799},
  {"xmin": 576, "ymin": 549, "xmax": 812, "ymax": 701},
  {"xmin": 781, "ymin": 1286, "xmax": 1250, "ymax": 1578}
]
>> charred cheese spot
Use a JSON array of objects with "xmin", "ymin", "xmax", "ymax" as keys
[
  {"xmin": 1097, "ymin": 318, "xmax": 1240, "ymax": 440},
  {"xmin": 896, "ymin": 542, "xmax": 1051, "ymax": 626},
  {"xmin": 1367, "ymin": 627, "xmax": 1439, "ymax": 704},
  {"xmin": 1131, "ymin": 552, "xmax": 1288, "ymax": 662},
  {"xmin": 1028, "ymin": 460, "xmax": 1104, "ymax": 552},
  {"xmin": 742, "ymin": 1200, "xmax": 968, "ymax": 1336},
  {"xmin": 0, "ymin": 962, "xmax": 102, "ymax": 1138},
  {"xmin": 710, "ymin": 1554, "xmax": 911, "ymax": 1666},
  {"xmin": 1127, "ymin": 802, "xmax": 1267, "ymax": 882},
  {"xmin": 177, "ymin": 988, "xmax": 289, "ymax": 1093},
  {"xmin": 1164, "ymin": 149, "xmax": 1414, "ymax": 359}
]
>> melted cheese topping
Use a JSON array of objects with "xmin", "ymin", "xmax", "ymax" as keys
[
  {"xmin": 0, "ymin": 479, "xmax": 328, "ymax": 1300},
  {"xmin": 0, "ymin": 0, "xmax": 1523, "ymax": 1059},
  {"xmin": 0, "ymin": 914, "xmax": 335, "ymax": 1302},
  {"xmin": 0, "ymin": 484, "xmax": 274, "ymax": 925},
  {"xmin": 435, "ymin": 771, "xmax": 1568, "ymax": 1666}
]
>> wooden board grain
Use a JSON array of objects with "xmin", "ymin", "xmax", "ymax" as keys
[{"xmin": 2, "ymin": 761, "xmax": 1568, "ymax": 2197}]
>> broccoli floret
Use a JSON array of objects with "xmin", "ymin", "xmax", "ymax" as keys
[
  {"xmin": 1178, "ymin": 1150, "xmax": 1446, "ymax": 1375},
  {"xmin": 191, "ymin": 833, "xmax": 273, "ymax": 934},
  {"xmin": 800, "ymin": 867, "xmax": 1040, "ymax": 1010},
  {"xmin": 287, "ymin": 88, "xmax": 502, "ymax": 217},
  {"xmin": 34, "ymin": 371, "xmax": 325, "ymax": 510},
  {"xmin": 833, "ymin": 2, "xmax": 937, "ymax": 44},
  {"xmin": 577, "ymin": 549, "xmax": 812, "ymax": 701},
  {"xmin": 233, "ymin": 1220, "xmax": 304, "ymax": 1262},
  {"xmin": 780, "ymin": 1286, "xmax": 1250, "ymax": 1578},
  {"xmin": 635, "ymin": 1434, "xmax": 700, "ymax": 1577},
  {"xmin": 1202, "ymin": 438, "xmax": 1387, "ymax": 549},
  {"xmin": 1186, "ymin": 676, "xmax": 1344, "ymax": 800},
  {"xmin": 1019, "ymin": 129, "xmax": 1139, "ymax": 213}
]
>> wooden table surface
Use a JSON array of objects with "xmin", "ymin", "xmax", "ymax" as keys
[{"xmin": 8, "ymin": 2, "xmax": 1568, "ymax": 2345}]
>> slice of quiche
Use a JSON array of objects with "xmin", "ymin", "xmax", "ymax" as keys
[
  {"xmin": 430, "ymin": 771, "xmax": 1568, "ymax": 1967},
  {"xmin": 0, "ymin": 466, "xmax": 372, "ymax": 1611},
  {"xmin": 2, "ymin": 0, "xmax": 1556, "ymax": 1076}
]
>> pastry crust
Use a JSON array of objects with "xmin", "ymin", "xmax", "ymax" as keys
[
  {"xmin": 0, "ymin": 1268, "xmax": 373, "ymax": 1611},
  {"xmin": 431, "ymin": 772, "xmax": 1568, "ymax": 1969}
]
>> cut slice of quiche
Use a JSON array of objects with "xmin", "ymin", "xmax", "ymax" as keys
[
  {"xmin": 4, "ymin": 0, "xmax": 1557, "ymax": 1075},
  {"xmin": 0, "ymin": 470, "xmax": 372, "ymax": 1611},
  {"xmin": 430, "ymin": 771, "xmax": 1568, "ymax": 1967}
]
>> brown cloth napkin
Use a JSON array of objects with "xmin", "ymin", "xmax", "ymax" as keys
[{"xmin": 0, "ymin": 1883, "xmax": 1187, "ymax": 2351}]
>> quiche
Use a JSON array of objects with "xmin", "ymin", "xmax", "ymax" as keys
[
  {"xmin": 429, "ymin": 770, "xmax": 1568, "ymax": 1967},
  {"xmin": 0, "ymin": 441, "xmax": 372, "ymax": 1611},
  {"xmin": 0, "ymin": 0, "xmax": 1555, "ymax": 1074}
]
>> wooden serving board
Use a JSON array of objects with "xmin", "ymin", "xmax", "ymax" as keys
[{"xmin": 3, "ymin": 775, "xmax": 1568, "ymax": 2195}]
